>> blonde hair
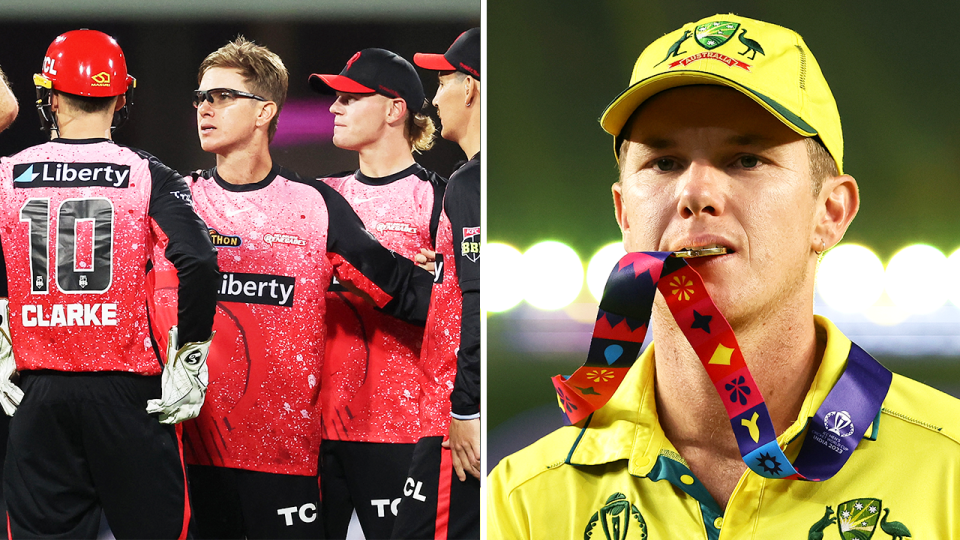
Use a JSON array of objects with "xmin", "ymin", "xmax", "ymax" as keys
[
  {"xmin": 198, "ymin": 36, "xmax": 288, "ymax": 142},
  {"xmin": 406, "ymin": 112, "xmax": 437, "ymax": 153}
]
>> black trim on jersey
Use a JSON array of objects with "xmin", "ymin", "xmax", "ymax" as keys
[
  {"xmin": 211, "ymin": 166, "xmax": 280, "ymax": 192},
  {"xmin": 137, "ymin": 148, "xmax": 220, "ymax": 346},
  {"xmin": 446, "ymin": 154, "xmax": 481, "ymax": 418},
  {"xmin": 287, "ymin": 173, "xmax": 434, "ymax": 326},
  {"xmin": 49, "ymin": 138, "xmax": 112, "ymax": 145}
]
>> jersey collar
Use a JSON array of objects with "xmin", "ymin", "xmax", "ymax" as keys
[
  {"xmin": 355, "ymin": 163, "xmax": 423, "ymax": 186},
  {"xmin": 212, "ymin": 164, "xmax": 280, "ymax": 192}
]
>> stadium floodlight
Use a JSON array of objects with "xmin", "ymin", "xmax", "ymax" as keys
[
  {"xmin": 485, "ymin": 242, "xmax": 525, "ymax": 313},
  {"xmin": 948, "ymin": 248, "xmax": 960, "ymax": 308},
  {"xmin": 521, "ymin": 241, "xmax": 584, "ymax": 311},
  {"xmin": 885, "ymin": 244, "xmax": 948, "ymax": 315},
  {"xmin": 586, "ymin": 242, "xmax": 627, "ymax": 302},
  {"xmin": 816, "ymin": 244, "xmax": 885, "ymax": 313}
]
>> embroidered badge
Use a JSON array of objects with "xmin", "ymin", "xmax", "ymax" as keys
[
  {"xmin": 807, "ymin": 499, "xmax": 912, "ymax": 540},
  {"xmin": 583, "ymin": 493, "xmax": 647, "ymax": 540},
  {"xmin": 461, "ymin": 226, "xmax": 480, "ymax": 262},
  {"xmin": 695, "ymin": 21, "xmax": 740, "ymax": 49}
]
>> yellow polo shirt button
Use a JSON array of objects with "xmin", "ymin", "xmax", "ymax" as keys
[
  {"xmin": 714, "ymin": 517, "xmax": 723, "ymax": 529},
  {"xmin": 635, "ymin": 457, "xmax": 650, "ymax": 467},
  {"xmin": 680, "ymin": 474, "xmax": 694, "ymax": 485}
]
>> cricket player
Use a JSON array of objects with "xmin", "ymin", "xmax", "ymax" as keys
[
  {"xmin": 488, "ymin": 14, "xmax": 960, "ymax": 538},
  {"xmin": 392, "ymin": 28, "xmax": 482, "ymax": 540},
  {"xmin": 149, "ymin": 37, "xmax": 435, "ymax": 539},
  {"xmin": 309, "ymin": 48, "xmax": 447, "ymax": 539},
  {"xmin": 0, "ymin": 29, "xmax": 218, "ymax": 539}
]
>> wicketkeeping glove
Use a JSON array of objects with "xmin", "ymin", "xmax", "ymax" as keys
[
  {"xmin": 146, "ymin": 327, "xmax": 214, "ymax": 424},
  {"xmin": 0, "ymin": 298, "xmax": 22, "ymax": 416}
]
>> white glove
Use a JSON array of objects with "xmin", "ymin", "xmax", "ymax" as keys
[
  {"xmin": 146, "ymin": 327, "xmax": 213, "ymax": 424},
  {"xmin": 0, "ymin": 299, "xmax": 22, "ymax": 416}
]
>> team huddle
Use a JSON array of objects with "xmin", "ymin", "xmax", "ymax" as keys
[{"xmin": 0, "ymin": 27, "xmax": 480, "ymax": 540}]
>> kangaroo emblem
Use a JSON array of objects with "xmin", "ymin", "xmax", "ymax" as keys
[
  {"xmin": 807, "ymin": 506, "xmax": 836, "ymax": 540},
  {"xmin": 654, "ymin": 30, "xmax": 692, "ymax": 67}
]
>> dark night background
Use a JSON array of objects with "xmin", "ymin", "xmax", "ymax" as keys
[{"xmin": 487, "ymin": 1, "xmax": 960, "ymax": 468}]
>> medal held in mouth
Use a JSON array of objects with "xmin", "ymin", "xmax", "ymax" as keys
[{"xmin": 551, "ymin": 251, "xmax": 892, "ymax": 481}]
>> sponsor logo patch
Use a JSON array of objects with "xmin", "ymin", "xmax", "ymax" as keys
[
  {"xmin": 91, "ymin": 72, "xmax": 111, "ymax": 86},
  {"xmin": 218, "ymin": 272, "xmax": 295, "ymax": 307},
  {"xmin": 13, "ymin": 162, "xmax": 131, "ymax": 188},
  {"xmin": 263, "ymin": 233, "xmax": 306, "ymax": 247},
  {"xmin": 376, "ymin": 222, "xmax": 418, "ymax": 235},
  {"xmin": 209, "ymin": 228, "xmax": 242, "ymax": 248}
]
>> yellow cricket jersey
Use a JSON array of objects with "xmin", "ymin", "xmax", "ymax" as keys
[{"xmin": 488, "ymin": 316, "xmax": 960, "ymax": 539}]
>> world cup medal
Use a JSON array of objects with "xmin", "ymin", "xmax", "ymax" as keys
[{"xmin": 673, "ymin": 246, "xmax": 728, "ymax": 258}]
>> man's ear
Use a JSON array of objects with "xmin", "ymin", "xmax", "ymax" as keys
[
  {"xmin": 385, "ymin": 97, "xmax": 408, "ymax": 125},
  {"xmin": 612, "ymin": 181, "xmax": 629, "ymax": 235},
  {"xmin": 256, "ymin": 101, "xmax": 278, "ymax": 129},
  {"xmin": 113, "ymin": 95, "xmax": 125, "ymax": 112},
  {"xmin": 464, "ymin": 76, "xmax": 479, "ymax": 108},
  {"xmin": 813, "ymin": 174, "xmax": 859, "ymax": 252}
]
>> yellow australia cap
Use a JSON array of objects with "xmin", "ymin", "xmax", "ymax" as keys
[{"xmin": 600, "ymin": 14, "xmax": 843, "ymax": 174}]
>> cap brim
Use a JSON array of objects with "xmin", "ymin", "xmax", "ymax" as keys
[
  {"xmin": 413, "ymin": 52, "xmax": 455, "ymax": 71},
  {"xmin": 308, "ymin": 73, "xmax": 375, "ymax": 95},
  {"xmin": 600, "ymin": 71, "xmax": 818, "ymax": 148}
]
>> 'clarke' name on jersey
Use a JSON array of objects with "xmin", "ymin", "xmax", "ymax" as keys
[{"xmin": 21, "ymin": 303, "xmax": 118, "ymax": 327}]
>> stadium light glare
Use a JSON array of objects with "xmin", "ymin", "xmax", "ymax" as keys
[
  {"xmin": 885, "ymin": 244, "xmax": 948, "ymax": 314},
  {"xmin": 816, "ymin": 244, "xmax": 885, "ymax": 313},
  {"xmin": 485, "ymin": 243, "xmax": 525, "ymax": 313},
  {"xmin": 521, "ymin": 241, "xmax": 584, "ymax": 311},
  {"xmin": 586, "ymin": 242, "xmax": 627, "ymax": 301},
  {"xmin": 948, "ymin": 248, "xmax": 960, "ymax": 308}
]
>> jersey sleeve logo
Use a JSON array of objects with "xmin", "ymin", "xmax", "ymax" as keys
[
  {"xmin": 13, "ymin": 163, "xmax": 131, "ymax": 189},
  {"xmin": 461, "ymin": 226, "xmax": 480, "ymax": 262},
  {"xmin": 209, "ymin": 228, "xmax": 242, "ymax": 248}
]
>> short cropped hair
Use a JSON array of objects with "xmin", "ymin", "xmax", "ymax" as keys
[
  {"xmin": 198, "ymin": 36, "xmax": 288, "ymax": 142},
  {"xmin": 55, "ymin": 91, "xmax": 115, "ymax": 115}
]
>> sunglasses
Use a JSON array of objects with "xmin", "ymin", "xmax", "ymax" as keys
[{"xmin": 193, "ymin": 88, "xmax": 268, "ymax": 108}]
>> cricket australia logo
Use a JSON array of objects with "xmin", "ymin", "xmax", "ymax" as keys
[
  {"xmin": 583, "ymin": 493, "xmax": 647, "ymax": 540},
  {"xmin": 807, "ymin": 498, "xmax": 911, "ymax": 540},
  {"xmin": 695, "ymin": 21, "xmax": 740, "ymax": 49},
  {"xmin": 824, "ymin": 411, "xmax": 854, "ymax": 437}
]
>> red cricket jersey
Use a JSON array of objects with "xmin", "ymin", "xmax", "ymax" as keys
[
  {"xmin": 419, "ymin": 155, "xmax": 481, "ymax": 436},
  {"xmin": 320, "ymin": 164, "xmax": 445, "ymax": 443},
  {"xmin": 0, "ymin": 139, "xmax": 216, "ymax": 374},
  {"xmin": 153, "ymin": 166, "xmax": 432, "ymax": 475}
]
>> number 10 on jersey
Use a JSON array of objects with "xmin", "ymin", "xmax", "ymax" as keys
[{"xmin": 19, "ymin": 197, "xmax": 115, "ymax": 294}]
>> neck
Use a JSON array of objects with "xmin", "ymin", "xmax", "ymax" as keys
[
  {"xmin": 652, "ymin": 293, "xmax": 822, "ymax": 507},
  {"xmin": 457, "ymin": 112, "xmax": 481, "ymax": 159},
  {"xmin": 215, "ymin": 140, "xmax": 273, "ymax": 185},
  {"xmin": 357, "ymin": 137, "xmax": 415, "ymax": 178},
  {"xmin": 54, "ymin": 113, "xmax": 113, "ymax": 140}
]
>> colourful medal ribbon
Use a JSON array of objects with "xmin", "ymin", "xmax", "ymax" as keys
[{"xmin": 552, "ymin": 251, "xmax": 892, "ymax": 481}]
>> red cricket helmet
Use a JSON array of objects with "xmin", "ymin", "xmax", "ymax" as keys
[{"xmin": 34, "ymin": 29, "xmax": 137, "ymax": 132}]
